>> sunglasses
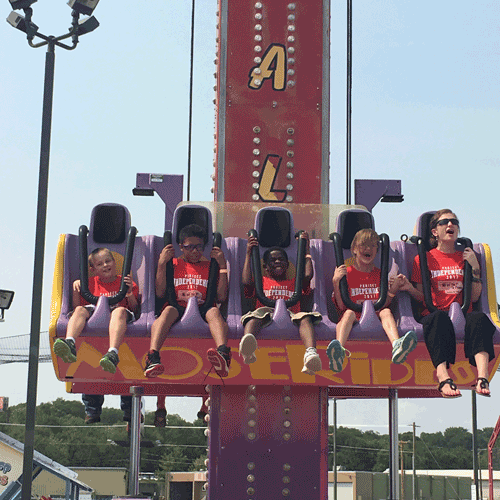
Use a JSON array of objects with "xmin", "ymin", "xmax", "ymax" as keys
[
  {"xmin": 435, "ymin": 218, "xmax": 459, "ymax": 227},
  {"xmin": 182, "ymin": 243, "xmax": 204, "ymax": 252}
]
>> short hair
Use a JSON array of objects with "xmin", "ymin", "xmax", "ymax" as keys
[
  {"xmin": 350, "ymin": 228, "xmax": 379, "ymax": 253},
  {"xmin": 263, "ymin": 247, "xmax": 288, "ymax": 265},
  {"xmin": 178, "ymin": 224, "xmax": 207, "ymax": 245},
  {"xmin": 429, "ymin": 209, "xmax": 458, "ymax": 249},
  {"xmin": 88, "ymin": 247, "xmax": 114, "ymax": 267}
]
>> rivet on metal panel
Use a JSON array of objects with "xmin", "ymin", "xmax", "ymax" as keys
[
  {"xmin": 247, "ymin": 487, "xmax": 255, "ymax": 495},
  {"xmin": 253, "ymin": 149, "xmax": 260, "ymax": 155},
  {"xmin": 254, "ymin": 24, "xmax": 262, "ymax": 31},
  {"xmin": 255, "ymin": 2, "xmax": 262, "ymax": 8},
  {"xmin": 252, "ymin": 183, "xmax": 260, "ymax": 189},
  {"xmin": 248, "ymin": 462, "xmax": 256, "ymax": 470},
  {"xmin": 287, "ymin": 128, "xmax": 295, "ymax": 135},
  {"xmin": 286, "ymin": 184, "xmax": 293, "ymax": 190},
  {"xmin": 287, "ymin": 139, "xmax": 294, "ymax": 146},
  {"xmin": 247, "ymin": 474, "xmax": 255, "ymax": 482},
  {"xmin": 286, "ymin": 173, "xmax": 294, "ymax": 179},
  {"xmin": 253, "ymin": 137, "xmax": 260, "ymax": 144},
  {"xmin": 248, "ymin": 406, "xmax": 257, "ymax": 414},
  {"xmin": 283, "ymin": 463, "xmax": 291, "ymax": 471},
  {"xmin": 283, "ymin": 433, "xmax": 291, "ymax": 441},
  {"xmin": 254, "ymin": 57, "xmax": 262, "ymax": 64},
  {"xmin": 248, "ymin": 432, "xmax": 256, "ymax": 440},
  {"xmin": 287, "ymin": 69, "xmax": 295, "ymax": 76},
  {"xmin": 287, "ymin": 3, "xmax": 296, "ymax": 10},
  {"xmin": 252, "ymin": 171, "xmax": 260, "ymax": 178},
  {"xmin": 288, "ymin": 57, "xmax": 295, "ymax": 65},
  {"xmin": 255, "ymin": 13, "xmax": 262, "ymax": 20},
  {"xmin": 252, "ymin": 194, "xmax": 259, "ymax": 201},
  {"xmin": 283, "ymin": 420, "xmax": 291, "ymax": 427},
  {"xmin": 287, "ymin": 150, "xmax": 294, "ymax": 157},
  {"xmin": 287, "ymin": 80, "xmax": 295, "ymax": 87},
  {"xmin": 286, "ymin": 161, "xmax": 294, "ymax": 168},
  {"xmin": 283, "ymin": 476, "xmax": 290, "ymax": 484},
  {"xmin": 254, "ymin": 34, "xmax": 262, "ymax": 41},
  {"xmin": 254, "ymin": 45, "xmax": 262, "ymax": 52},
  {"xmin": 287, "ymin": 25, "xmax": 295, "ymax": 31},
  {"xmin": 286, "ymin": 195, "xmax": 293, "ymax": 202},
  {"xmin": 272, "ymin": 101, "xmax": 278, "ymax": 108},
  {"xmin": 287, "ymin": 47, "xmax": 295, "ymax": 54},
  {"xmin": 282, "ymin": 488, "xmax": 290, "ymax": 496},
  {"xmin": 287, "ymin": 35, "xmax": 295, "ymax": 42},
  {"xmin": 253, "ymin": 160, "xmax": 260, "ymax": 166},
  {"xmin": 253, "ymin": 126, "xmax": 261, "ymax": 133}
]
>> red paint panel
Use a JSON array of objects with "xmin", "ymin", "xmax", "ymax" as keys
[{"xmin": 216, "ymin": 0, "xmax": 326, "ymax": 204}]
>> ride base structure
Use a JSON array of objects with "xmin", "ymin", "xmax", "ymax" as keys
[{"xmin": 49, "ymin": 1, "xmax": 500, "ymax": 498}]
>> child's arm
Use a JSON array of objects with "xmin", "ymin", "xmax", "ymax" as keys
[
  {"xmin": 156, "ymin": 244, "xmax": 175, "ymax": 298},
  {"xmin": 397, "ymin": 274, "xmax": 425, "ymax": 303},
  {"xmin": 242, "ymin": 235, "xmax": 258, "ymax": 286},
  {"xmin": 332, "ymin": 265, "xmax": 348, "ymax": 312},
  {"xmin": 211, "ymin": 247, "xmax": 228, "ymax": 303},
  {"xmin": 124, "ymin": 274, "xmax": 140, "ymax": 315},
  {"xmin": 72, "ymin": 279, "xmax": 82, "ymax": 310}
]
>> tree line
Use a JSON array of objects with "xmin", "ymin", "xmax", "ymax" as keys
[{"xmin": 0, "ymin": 399, "xmax": 495, "ymax": 474}]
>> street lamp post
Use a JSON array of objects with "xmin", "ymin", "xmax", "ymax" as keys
[{"xmin": 5, "ymin": 2, "xmax": 100, "ymax": 499}]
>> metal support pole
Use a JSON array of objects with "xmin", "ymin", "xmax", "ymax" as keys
[
  {"xmin": 472, "ymin": 391, "xmax": 479, "ymax": 500},
  {"xmin": 412, "ymin": 422, "xmax": 416, "ymax": 500},
  {"xmin": 21, "ymin": 41, "xmax": 55, "ymax": 500},
  {"xmin": 129, "ymin": 386, "xmax": 144, "ymax": 496},
  {"xmin": 333, "ymin": 398, "xmax": 337, "ymax": 500},
  {"xmin": 389, "ymin": 389, "xmax": 399, "ymax": 500},
  {"xmin": 346, "ymin": 0, "xmax": 352, "ymax": 204}
]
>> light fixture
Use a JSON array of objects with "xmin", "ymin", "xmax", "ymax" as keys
[
  {"xmin": 132, "ymin": 188, "xmax": 155, "ymax": 196},
  {"xmin": 8, "ymin": 0, "xmax": 37, "ymax": 10},
  {"xmin": 0, "ymin": 290, "xmax": 14, "ymax": 322},
  {"xmin": 6, "ymin": 11, "xmax": 38, "ymax": 33},
  {"xmin": 77, "ymin": 15, "xmax": 99, "ymax": 35},
  {"xmin": 67, "ymin": 0, "xmax": 99, "ymax": 16}
]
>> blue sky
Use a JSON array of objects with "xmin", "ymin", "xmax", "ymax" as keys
[{"xmin": 1, "ymin": 1, "xmax": 500, "ymax": 436}]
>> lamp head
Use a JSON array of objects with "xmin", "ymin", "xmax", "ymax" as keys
[
  {"xmin": 78, "ymin": 15, "xmax": 99, "ymax": 35},
  {"xmin": 67, "ymin": 0, "xmax": 99, "ymax": 16},
  {"xmin": 0, "ymin": 290, "xmax": 14, "ymax": 310},
  {"xmin": 8, "ymin": 0, "xmax": 37, "ymax": 10},
  {"xmin": 6, "ymin": 11, "xmax": 38, "ymax": 33}
]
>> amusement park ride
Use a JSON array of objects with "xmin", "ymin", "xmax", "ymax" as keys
[{"xmin": 43, "ymin": 1, "xmax": 500, "ymax": 499}]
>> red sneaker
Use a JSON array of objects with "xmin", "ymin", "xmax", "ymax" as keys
[{"xmin": 207, "ymin": 348, "xmax": 230, "ymax": 377}]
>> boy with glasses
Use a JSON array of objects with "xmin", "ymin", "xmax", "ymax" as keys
[{"xmin": 144, "ymin": 224, "xmax": 231, "ymax": 377}]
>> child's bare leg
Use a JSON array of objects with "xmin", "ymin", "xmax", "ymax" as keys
[
  {"xmin": 66, "ymin": 306, "xmax": 90, "ymax": 340},
  {"xmin": 205, "ymin": 307, "xmax": 228, "ymax": 347},
  {"xmin": 299, "ymin": 317, "xmax": 322, "ymax": 374},
  {"xmin": 381, "ymin": 308, "xmax": 417, "ymax": 364},
  {"xmin": 150, "ymin": 306, "xmax": 180, "ymax": 351},
  {"xmin": 379, "ymin": 308, "xmax": 399, "ymax": 343},
  {"xmin": 336, "ymin": 310, "xmax": 357, "ymax": 346},
  {"xmin": 108, "ymin": 307, "xmax": 129, "ymax": 350},
  {"xmin": 474, "ymin": 351, "xmax": 491, "ymax": 396},
  {"xmin": 298, "ymin": 316, "xmax": 316, "ymax": 349},
  {"xmin": 244, "ymin": 317, "xmax": 264, "ymax": 337}
]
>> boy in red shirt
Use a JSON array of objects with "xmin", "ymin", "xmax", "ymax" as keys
[
  {"xmin": 53, "ymin": 247, "xmax": 140, "ymax": 374},
  {"xmin": 327, "ymin": 228, "xmax": 417, "ymax": 372},
  {"xmin": 144, "ymin": 224, "xmax": 231, "ymax": 378},
  {"xmin": 239, "ymin": 232, "xmax": 323, "ymax": 375}
]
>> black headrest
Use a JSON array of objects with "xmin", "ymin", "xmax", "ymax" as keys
[
  {"xmin": 417, "ymin": 211, "xmax": 436, "ymax": 252},
  {"xmin": 175, "ymin": 206, "xmax": 210, "ymax": 245},
  {"xmin": 259, "ymin": 209, "xmax": 291, "ymax": 248},
  {"xmin": 92, "ymin": 205, "xmax": 127, "ymax": 244},
  {"xmin": 337, "ymin": 210, "xmax": 375, "ymax": 250}
]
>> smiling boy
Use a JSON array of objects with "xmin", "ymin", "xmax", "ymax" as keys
[
  {"xmin": 327, "ymin": 228, "xmax": 417, "ymax": 373},
  {"xmin": 238, "ymin": 232, "xmax": 323, "ymax": 375},
  {"xmin": 144, "ymin": 224, "xmax": 231, "ymax": 378},
  {"xmin": 53, "ymin": 247, "xmax": 140, "ymax": 374}
]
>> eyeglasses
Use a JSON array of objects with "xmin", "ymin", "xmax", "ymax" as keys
[
  {"xmin": 182, "ymin": 243, "xmax": 204, "ymax": 252},
  {"xmin": 435, "ymin": 218, "xmax": 459, "ymax": 227}
]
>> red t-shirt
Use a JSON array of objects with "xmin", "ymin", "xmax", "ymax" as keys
[
  {"xmin": 332, "ymin": 265, "xmax": 381, "ymax": 320},
  {"xmin": 80, "ymin": 275, "xmax": 139, "ymax": 309},
  {"xmin": 411, "ymin": 248, "xmax": 470, "ymax": 315},
  {"xmin": 245, "ymin": 276, "xmax": 311, "ymax": 314},
  {"xmin": 172, "ymin": 258, "xmax": 212, "ymax": 308}
]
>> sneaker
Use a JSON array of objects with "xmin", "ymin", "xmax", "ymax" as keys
[
  {"xmin": 154, "ymin": 408, "xmax": 167, "ymax": 428},
  {"xmin": 53, "ymin": 338, "xmax": 77, "ymax": 364},
  {"xmin": 144, "ymin": 350, "xmax": 165, "ymax": 378},
  {"xmin": 239, "ymin": 333, "xmax": 258, "ymax": 364},
  {"xmin": 99, "ymin": 350, "xmax": 119, "ymax": 374},
  {"xmin": 392, "ymin": 330, "xmax": 418, "ymax": 364},
  {"xmin": 84, "ymin": 414, "xmax": 101, "ymax": 424},
  {"xmin": 207, "ymin": 346, "xmax": 231, "ymax": 377},
  {"xmin": 301, "ymin": 348, "xmax": 322, "ymax": 375},
  {"xmin": 326, "ymin": 339, "xmax": 349, "ymax": 373}
]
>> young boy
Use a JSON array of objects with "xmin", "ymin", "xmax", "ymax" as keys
[
  {"xmin": 327, "ymin": 228, "xmax": 417, "ymax": 372},
  {"xmin": 144, "ymin": 224, "xmax": 231, "ymax": 378},
  {"xmin": 53, "ymin": 247, "xmax": 140, "ymax": 374},
  {"xmin": 239, "ymin": 232, "xmax": 323, "ymax": 375}
]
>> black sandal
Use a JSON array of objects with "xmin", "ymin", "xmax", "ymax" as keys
[
  {"xmin": 473, "ymin": 377, "xmax": 491, "ymax": 398},
  {"xmin": 438, "ymin": 378, "xmax": 462, "ymax": 399}
]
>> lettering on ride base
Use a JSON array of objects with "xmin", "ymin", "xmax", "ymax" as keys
[
  {"xmin": 248, "ymin": 44, "xmax": 286, "ymax": 90},
  {"xmin": 257, "ymin": 154, "xmax": 287, "ymax": 202},
  {"xmin": 247, "ymin": 347, "xmax": 290, "ymax": 380}
]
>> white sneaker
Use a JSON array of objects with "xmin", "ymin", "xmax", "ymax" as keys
[
  {"xmin": 301, "ymin": 349, "xmax": 322, "ymax": 375},
  {"xmin": 239, "ymin": 333, "xmax": 258, "ymax": 364}
]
